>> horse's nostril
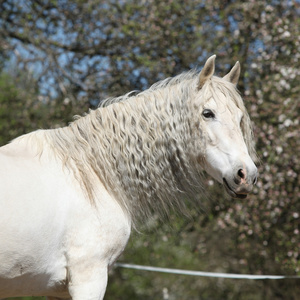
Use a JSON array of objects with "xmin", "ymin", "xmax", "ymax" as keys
[
  {"xmin": 237, "ymin": 169, "xmax": 245, "ymax": 179},
  {"xmin": 253, "ymin": 177, "xmax": 257, "ymax": 185}
]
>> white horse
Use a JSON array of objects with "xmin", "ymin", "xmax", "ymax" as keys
[{"xmin": 0, "ymin": 56, "xmax": 257, "ymax": 300}]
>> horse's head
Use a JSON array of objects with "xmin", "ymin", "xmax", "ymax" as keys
[{"xmin": 194, "ymin": 55, "xmax": 258, "ymax": 199}]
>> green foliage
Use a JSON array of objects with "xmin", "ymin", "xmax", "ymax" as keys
[
  {"xmin": 0, "ymin": 0, "xmax": 299, "ymax": 299},
  {"xmin": 0, "ymin": 71, "xmax": 39, "ymax": 145},
  {"xmin": 0, "ymin": 70, "xmax": 88, "ymax": 146}
]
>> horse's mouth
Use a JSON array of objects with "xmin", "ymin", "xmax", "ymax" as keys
[{"xmin": 223, "ymin": 178, "xmax": 248, "ymax": 199}]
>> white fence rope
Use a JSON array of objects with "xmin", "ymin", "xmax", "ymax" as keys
[{"xmin": 115, "ymin": 263, "xmax": 300, "ymax": 280}]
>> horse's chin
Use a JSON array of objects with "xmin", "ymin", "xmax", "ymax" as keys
[{"xmin": 223, "ymin": 178, "xmax": 248, "ymax": 199}]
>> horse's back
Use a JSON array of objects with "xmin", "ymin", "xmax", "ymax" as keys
[{"xmin": 0, "ymin": 135, "xmax": 71, "ymax": 226}]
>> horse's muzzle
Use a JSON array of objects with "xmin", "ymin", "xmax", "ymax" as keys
[{"xmin": 223, "ymin": 177, "xmax": 253, "ymax": 199}]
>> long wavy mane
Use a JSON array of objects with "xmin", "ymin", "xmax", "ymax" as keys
[{"xmin": 43, "ymin": 71, "xmax": 256, "ymax": 225}]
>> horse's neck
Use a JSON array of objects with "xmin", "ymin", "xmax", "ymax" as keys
[{"xmin": 95, "ymin": 94, "xmax": 162, "ymax": 140}]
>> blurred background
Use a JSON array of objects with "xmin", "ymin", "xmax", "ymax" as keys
[{"xmin": 0, "ymin": 0, "xmax": 299, "ymax": 299}]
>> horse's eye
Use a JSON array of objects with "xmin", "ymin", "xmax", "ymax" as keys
[{"xmin": 202, "ymin": 109, "xmax": 215, "ymax": 119}]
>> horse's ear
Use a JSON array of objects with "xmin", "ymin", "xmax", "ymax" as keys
[
  {"xmin": 223, "ymin": 61, "xmax": 240, "ymax": 86},
  {"xmin": 198, "ymin": 55, "xmax": 216, "ymax": 89}
]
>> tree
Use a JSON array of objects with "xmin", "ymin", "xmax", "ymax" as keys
[
  {"xmin": 0, "ymin": 70, "xmax": 41, "ymax": 145},
  {"xmin": 0, "ymin": 68, "xmax": 87, "ymax": 146},
  {"xmin": 0, "ymin": 0, "xmax": 212, "ymax": 104}
]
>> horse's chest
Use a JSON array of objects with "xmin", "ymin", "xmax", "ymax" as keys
[{"xmin": 0, "ymin": 246, "xmax": 69, "ymax": 298}]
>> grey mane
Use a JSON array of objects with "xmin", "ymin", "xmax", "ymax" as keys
[{"xmin": 42, "ymin": 70, "xmax": 255, "ymax": 226}]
